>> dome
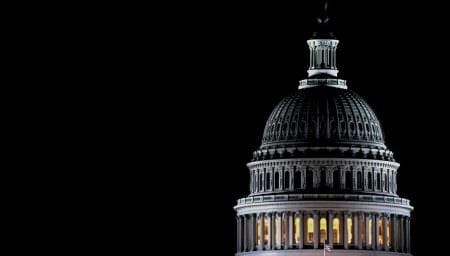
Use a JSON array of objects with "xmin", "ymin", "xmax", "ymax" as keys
[{"xmin": 261, "ymin": 86, "xmax": 385, "ymax": 150}]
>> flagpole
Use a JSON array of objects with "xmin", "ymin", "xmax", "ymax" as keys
[{"xmin": 323, "ymin": 240, "xmax": 326, "ymax": 256}]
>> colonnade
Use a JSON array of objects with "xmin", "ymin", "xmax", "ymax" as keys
[{"xmin": 236, "ymin": 211, "xmax": 410, "ymax": 253}]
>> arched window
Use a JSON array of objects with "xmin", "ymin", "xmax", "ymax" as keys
[
  {"xmin": 333, "ymin": 170, "xmax": 340, "ymax": 190},
  {"xmin": 320, "ymin": 218, "xmax": 327, "ymax": 243},
  {"xmin": 357, "ymin": 172, "xmax": 362, "ymax": 189},
  {"xmin": 284, "ymin": 171, "xmax": 290, "ymax": 190},
  {"xmin": 332, "ymin": 218, "xmax": 340, "ymax": 243},
  {"xmin": 347, "ymin": 217, "xmax": 353, "ymax": 244},
  {"xmin": 306, "ymin": 217, "xmax": 314, "ymax": 244},
  {"xmin": 306, "ymin": 169, "xmax": 313, "ymax": 190},
  {"xmin": 377, "ymin": 173, "xmax": 381, "ymax": 190},
  {"xmin": 378, "ymin": 218, "xmax": 384, "ymax": 246},
  {"xmin": 275, "ymin": 172, "xmax": 280, "ymax": 189},
  {"xmin": 368, "ymin": 218, "xmax": 373, "ymax": 246},
  {"xmin": 266, "ymin": 172, "xmax": 271, "ymax": 190},
  {"xmin": 294, "ymin": 215, "xmax": 301, "ymax": 244},
  {"xmin": 320, "ymin": 170, "xmax": 327, "ymax": 189},
  {"xmin": 294, "ymin": 171, "xmax": 302, "ymax": 189},
  {"xmin": 368, "ymin": 172, "xmax": 373, "ymax": 190},
  {"xmin": 264, "ymin": 216, "xmax": 269, "ymax": 246},
  {"xmin": 345, "ymin": 171, "xmax": 353, "ymax": 190}
]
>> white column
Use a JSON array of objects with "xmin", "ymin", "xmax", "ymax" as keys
[
  {"xmin": 343, "ymin": 212, "xmax": 349, "ymax": 249},
  {"xmin": 270, "ymin": 212, "xmax": 276, "ymax": 250},
  {"xmin": 328, "ymin": 212, "xmax": 334, "ymax": 245},
  {"xmin": 374, "ymin": 214, "xmax": 379, "ymax": 250},
  {"xmin": 288, "ymin": 212, "xmax": 294, "ymax": 248},
  {"xmin": 353, "ymin": 213, "xmax": 359, "ymax": 248},
  {"xmin": 365, "ymin": 214, "xmax": 371, "ymax": 250},
  {"xmin": 268, "ymin": 213, "xmax": 273, "ymax": 250},
  {"xmin": 313, "ymin": 212, "xmax": 319, "ymax": 249},
  {"xmin": 399, "ymin": 216, "xmax": 404, "ymax": 252},
  {"xmin": 259, "ymin": 214, "xmax": 265, "ymax": 250},
  {"xmin": 237, "ymin": 216, "xmax": 241, "ymax": 252},
  {"xmin": 383, "ymin": 214, "xmax": 388, "ymax": 251},
  {"xmin": 406, "ymin": 217, "xmax": 411, "ymax": 253},
  {"xmin": 243, "ymin": 215, "xmax": 248, "ymax": 251},
  {"xmin": 299, "ymin": 212, "xmax": 304, "ymax": 249},
  {"xmin": 357, "ymin": 212, "xmax": 363, "ymax": 249},
  {"xmin": 277, "ymin": 213, "xmax": 282, "ymax": 249},
  {"xmin": 392, "ymin": 215, "xmax": 398, "ymax": 252}
]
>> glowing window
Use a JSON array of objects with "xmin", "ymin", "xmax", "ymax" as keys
[
  {"xmin": 294, "ymin": 216, "xmax": 301, "ymax": 244},
  {"xmin": 378, "ymin": 219, "xmax": 384, "ymax": 246},
  {"xmin": 332, "ymin": 218, "xmax": 340, "ymax": 243},
  {"xmin": 360, "ymin": 216, "xmax": 365, "ymax": 244},
  {"xmin": 306, "ymin": 217, "xmax": 314, "ymax": 244},
  {"xmin": 320, "ymin": 218, "xmax": 327, "ymax": 243},
  {"xmin": 347, "ymin": 217, "xmax": 353, "ymax": 244},
  {"xmin": 387, "ymin": 220, "xmax": 391, "ymax": 247},
  {"xmin": 264, "ymin": 217, "xmax": 269, "ymax": 246}
]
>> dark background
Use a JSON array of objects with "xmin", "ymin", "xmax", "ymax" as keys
[{"xmin": 148, "ymin": 1, "xmax": 449, "ymax": 255}]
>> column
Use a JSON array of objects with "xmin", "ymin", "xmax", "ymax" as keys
[
  {"xmin": 283, "ymin": 212, "xmax": 289, "ymax": 249},
  {"xmin": 243, "ymin": 215, "xmax": 248, "ymax": 251},
  {"xmin": 236, "ymin": 216, "xmax": 241, "ymax": 252},
  {"xmin": 383, "ymin": 214, "xmax": 388, "ymax": 251},
  {"xmin": 268, "ymin": 213, "xmax": 273, "ymax": 250},
  {"xmin": 406, "ymin": 217, "xmax": 411, "ymax": 253},
  {"xmin": 343, "ymin": 212, "xmax": 349, "ymax": 249},
  {"xmin": 277, "ymin": 213, "xmax": 282, "ymax": 250},
  {"xmin": 299, "ymin": 212, "xmax": 304, "ymax": 249},
  {"xmin": 313, "ymin": 211, "xmax": 319, "ymax": 249},
  {"xmin": 399, "ymin": 216, "xmax": 404, "ymax": 252},
  {"xmin": 365, "ymin": 214, "xmax": 371, "ymax": 250},
  {"xmin": 259, "ymin": 213, "xmax": 265, "ymax": 250},
  {"xmin": 328, "ymin": 212, "xmax": 334, "ymax": 245},
  {"xmin": 288, "ymin": 212, "xmax": 294, "ymax": 248},
  {"xmin": 372, "ymin": 214, "xmax": 377, "ymax": 250},
  {"xmin": 353, "ymin": 213, "xmax": 359, "ymax": 248},
  {"xmin": 392, "ymin": 215, "xmax": 398, "ymax": 252},
  {"xmin": 357, "ymin": 212, "xmax": 363, "ymax": 249},
  {"xmin": 374, "ymin": 214, "xmax": 379, "ymax": 250}
]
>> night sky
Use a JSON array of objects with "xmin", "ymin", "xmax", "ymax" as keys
[{"xmin": 150, "ymin": 1, "xmax": 449, "ymax": 255}]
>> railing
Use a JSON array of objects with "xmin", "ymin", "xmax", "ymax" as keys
[{"xmin": 237, "ymin": 194, "xmax": 410, "ymax": 206}]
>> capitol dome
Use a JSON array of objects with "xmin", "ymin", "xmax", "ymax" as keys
[
  {"xmin": 261, "ymin": 86, "xmax": 385, "ymax": 150},
  {"xmin": 234, "ymin": 3, "xmax": 412, "ymax": 255}
]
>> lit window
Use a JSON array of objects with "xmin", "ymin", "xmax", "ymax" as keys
[
  {"xmin": 387, "ymin": 220, "xmax": 391, "ymax": 247},
  {"xmin": 320, "ymin": 218, "xmax": 327, "ymax": 243},
  {"xmin": 306, "ymin": 217, "xmax": 314, "ymax": 244},
  {"xmin": 378, "ymin": 219, "xmax": 384, "ymax": 246},
  {"xmin": 347, "ymin": 217, "xmax": 353, "ymax": 244},
  {"xmin": 294, "ymin": 216, "xmax": 301, "ymax": 244},
  {"xmin": 264, "ymin": 217, "xmax": 269, "ymax": 246},
  {"xmin": 333, "ymin": 218, "xmax": 340, "ymax": 243}
]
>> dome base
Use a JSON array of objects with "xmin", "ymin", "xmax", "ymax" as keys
[{"xmin": 237, "ymin": 250, "xmax": 412, "ymax": 256}]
